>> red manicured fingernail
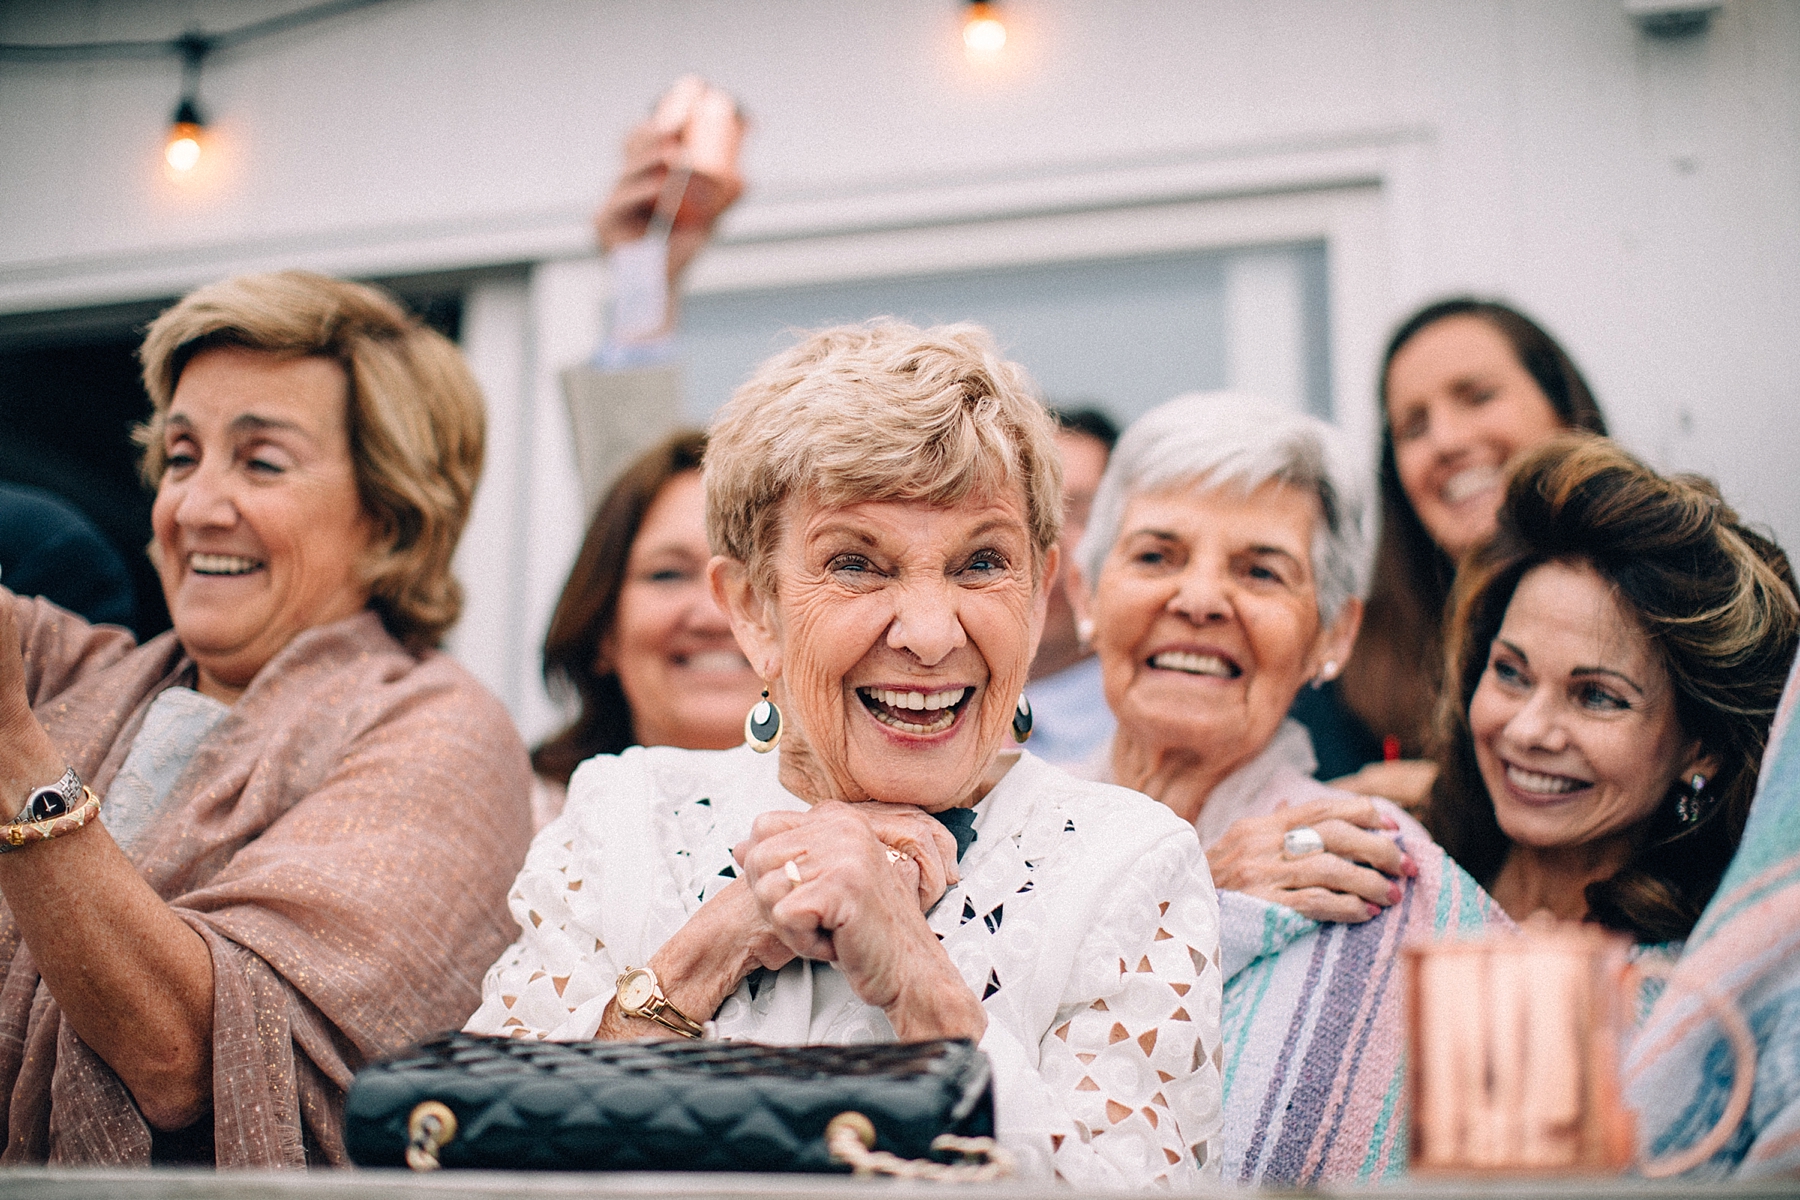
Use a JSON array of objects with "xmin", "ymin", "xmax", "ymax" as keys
[
  {"xmin": 1402, "ymin": 854, "xmax": 1419, "ymax": 877},
  {"xmin": 1366, "ymin": 902, "xmax": 1382, "ymax": 918},
  {"xmin": 1387, "ymin": 882, "xmax": 1403, "ymax": 905},
  {"xmin": 1382, "ymin": 816, "xmax": 1400, "ymax": 830}
]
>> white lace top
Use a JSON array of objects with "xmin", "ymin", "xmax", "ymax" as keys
[{"xmin": 467, "ymin": 744, "xmax": 1223, "ymax": 1187}]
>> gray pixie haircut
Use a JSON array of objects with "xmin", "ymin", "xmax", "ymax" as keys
[{"xmin": 1075, "ymin": 392, "xmax": 1373, "ymax": 624}]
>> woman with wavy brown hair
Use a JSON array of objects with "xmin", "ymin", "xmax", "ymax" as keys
[{"xmin": 1428, "ymin": 435, "xmax": 1798, "ymax": 941}]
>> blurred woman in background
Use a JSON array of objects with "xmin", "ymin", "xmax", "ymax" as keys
[
  {"xmin": 531, "ymin": 431, "xmax": 763, "ymax": 825},
  {"xmin": 1313, "ymin": 298, "xmax": 1607, "ymax": 802}
]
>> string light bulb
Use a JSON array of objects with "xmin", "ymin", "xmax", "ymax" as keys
[
  {"xmin": 163, "ymin": 32, "xmax": 211, "ymax": 179},
  {"xmin": 164, "ymin": 96, "xmax": 205, "ymax": 174},
  {"xmin": 962, "ymin": 1, "xmax": 1007, "ymax": 63}
]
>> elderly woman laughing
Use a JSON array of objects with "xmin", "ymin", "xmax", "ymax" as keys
[
  {"xmin": 1069, "ymin": 393, "xmax": 1504, "ymax": 1185},
  {"xmin": 467, "ymin": 323, "xmax": 1223, "ymax": 1186}
]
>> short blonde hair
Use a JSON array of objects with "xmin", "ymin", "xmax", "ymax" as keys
[
  {"xmin": 706, "ymin": 321, "xmax": 1062, "ymax": 588},
  {"xmin": 138, "ymin": 271, "xmax": 484, "ymax": 652}
]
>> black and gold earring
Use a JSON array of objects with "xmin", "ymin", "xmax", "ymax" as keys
[
  {"xmin": 745, "ymin": 689, "xmax": 782, "ymax": 753},
  {"xmin": 1011, "ymin": 692, "xmax": 1034, "ymax": 743}
]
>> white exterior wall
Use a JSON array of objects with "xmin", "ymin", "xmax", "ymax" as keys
[{"xmin": 3, "ymin": 0, "xmax": 1795, "ymax": 737}]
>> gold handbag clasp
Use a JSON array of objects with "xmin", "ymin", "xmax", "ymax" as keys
[{"xmin": 405, "ymin": 1101, "xmax": 457, "ymax": 1171}]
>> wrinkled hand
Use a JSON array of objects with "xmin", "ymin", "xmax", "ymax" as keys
[
  {"xmin": 702, "ymin": 878, "xmax": 798, "ymax": 977},
  {"xmin": 1330, "ymin": 758, "xmax": 1438, "ymax": 815},
  {"xmin": 1207, "ymin": 797, "xmax": 1417, "ymax": 924},
  {"xmin": 736, "ymin": 802, "xmax": 983, "ymax": 1039},
  {"xmin": 593, "ymin": 116, "xmax": 743, "ymax": 282},
  {"xmin": 598, "ymin": 876, "xmax": 794, "ymax": 1042},
  {"xmin": 736, "ymin": 800, "xmax": 959, "ymax": 915}
]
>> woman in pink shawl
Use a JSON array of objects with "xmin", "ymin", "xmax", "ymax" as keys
[{"xmin": 0, "ymin": 272, "xmax": 532, "ymax": 1166}]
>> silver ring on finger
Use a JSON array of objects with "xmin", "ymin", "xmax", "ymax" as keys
[
  {"xmin": 1283, "ymin": 826, "xmax": 1326, "ymax": 859},
  {"xmin": 885, "ymin": 848, "xmax": 911, "ymax": 865},
  {"xmin": 783, "ymin": 858, "xmax": 804, "ymax": 885}
]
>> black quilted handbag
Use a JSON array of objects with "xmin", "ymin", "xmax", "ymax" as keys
[{"xmin": 343, "ymin": 1032, "xmax": 1001, "ymax": 1175}]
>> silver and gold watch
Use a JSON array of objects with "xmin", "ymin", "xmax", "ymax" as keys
[
  {"xmin": 615, "ymin": 965, "xmax": 706, "ymax": 1039},
  {"xmin": 18, "ymin": 767, "xmax": 82, "ymax": 823}
]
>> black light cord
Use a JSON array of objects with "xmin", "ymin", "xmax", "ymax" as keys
[{"xmin": 0, "ymin": 0, "xmax": 397, "ymax": 63}]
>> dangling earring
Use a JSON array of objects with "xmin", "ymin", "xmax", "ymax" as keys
[
  {"xmin": 1311, "ymin": 660, "xmax": 1340, "ymax": 690},
  {"xmin": 1076, "ymin": 617, "xmax": 1096, "ymax": 652},
  {"xmin": 1676, "ymin": 773, "xmax": 1709, "ymax": 825},
  {"xmin": 745, "ymin": 689, "xmax": 782, "ymax": 753},
  {"xmin": 1012, "ymin": 692, "xmax": 1034, "ymax": 743}
]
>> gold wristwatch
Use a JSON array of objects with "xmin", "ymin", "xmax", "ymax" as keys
[{"xmin": 615, "ymin": 965, "xmax": 706, "ymax": 1038}]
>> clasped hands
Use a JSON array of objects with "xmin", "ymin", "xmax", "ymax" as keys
[
  {"xmin": 1207, "ymin": 796, "xmax": 1419, "ymax": 924},
  {"xmin": 630, "ymin": 800, "xmax": 983, "ymax": 1043},
  {"xmin": 733, "ymin": 801, "xmax": 970, "ymax": 1021}
]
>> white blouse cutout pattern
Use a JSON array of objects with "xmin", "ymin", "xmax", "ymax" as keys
[{"xmin": 467, "ymin": 744, "xmax": 1223, "ymax": 1187}]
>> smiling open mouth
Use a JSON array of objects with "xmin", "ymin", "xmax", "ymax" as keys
[
  {"xmin": 189, "ymin": 553, "xmax": 264, "ymax": 576},
  {"xmin": 1443, "ymin": 465, "xmax": 1503, "ymax": 506},
  {"xmin": 857, "ymin": 686, "xmax": 970, "ymax": 736},
  {"xmin": 1504, "ymin": 764, "xmax": 1590, "ymax": 796},
  {"xmin": 1149, "ymin": 650, "xmax": 1241, "ymax": 679}
]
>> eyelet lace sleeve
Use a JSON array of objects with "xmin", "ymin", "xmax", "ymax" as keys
[
  {"xmin": 1029, "ymin": 831, "xmax": 1224, "ymax": 1186},
  {"xmin": 465, "ymin": 814, "xmax": 619, "ymax": 1041}
]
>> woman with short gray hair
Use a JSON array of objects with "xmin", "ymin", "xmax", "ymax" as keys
[
  {"xmin": 1072, "ymin": 392, "xmax": 1384, "ymax": 878},
  {"xmin": 1069, "ymin": 392, "xmax": 1506, "ymax": 1185}
]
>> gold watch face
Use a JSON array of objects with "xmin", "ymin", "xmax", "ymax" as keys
[{"xmin": 617, "ymin": 968, "xmax": 656, "ymax": 1013}]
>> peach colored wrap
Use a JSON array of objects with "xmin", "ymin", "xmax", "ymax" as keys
[{"xmin": 0, "ymin": 592, "xmax": 532, "ymax": 1166}]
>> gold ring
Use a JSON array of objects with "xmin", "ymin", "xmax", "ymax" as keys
[{"xmin": 783, "ymin": 859, "xmax": 803, "ymax": 885}]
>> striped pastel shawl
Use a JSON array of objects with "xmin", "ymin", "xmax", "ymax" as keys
[
  {"xmin": 1624, "ymin": 651, "xmax": 1800, "ymax": 1178},
  {"xmin": 1216, "ymin": 767, "xmax": 1508, "ymax": 1185}
]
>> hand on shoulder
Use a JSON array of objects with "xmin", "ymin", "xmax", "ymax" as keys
[{"xmin": 1208, "ymin": 795, "xmax": 1417, "ymax": 925}]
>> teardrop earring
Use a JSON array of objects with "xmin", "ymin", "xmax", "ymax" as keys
[
  {"xmin": 1011, "ymin": 692, "xmax": 1034, "ymax": 743},
  {"xmin": 745, "ymin": 690, "xmax": 782, "ymax": 753}
]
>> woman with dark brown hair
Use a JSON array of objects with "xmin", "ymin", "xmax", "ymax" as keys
[
  {"xmin": 1429, "ymin": 435, "xmax": 1798, "ymax": 941},
  {"xmin": 1313, "ymin": 297, "xmax": 1609, "ymax": 802},
  {"xmin": 530, "ymin": 430, "xmax": 763, "ymax": 824}
]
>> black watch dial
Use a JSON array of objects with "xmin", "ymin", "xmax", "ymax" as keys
[{"xmin": 25, "ymin": 788, "xmax": 69, "ymax": 821}]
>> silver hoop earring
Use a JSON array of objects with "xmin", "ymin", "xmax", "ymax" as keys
[{"xmin": 745, "ymin": 690, "xmax": 782, "ymax": 753}]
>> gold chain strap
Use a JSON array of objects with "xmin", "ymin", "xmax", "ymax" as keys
[
  {"xmin": 403, "ymin": 1100, "xmax": 1014, "ymax": 1178},
  {"xmin": 826, "ymin": 1111, "xmax": 1015, "ymax": 1181}
]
